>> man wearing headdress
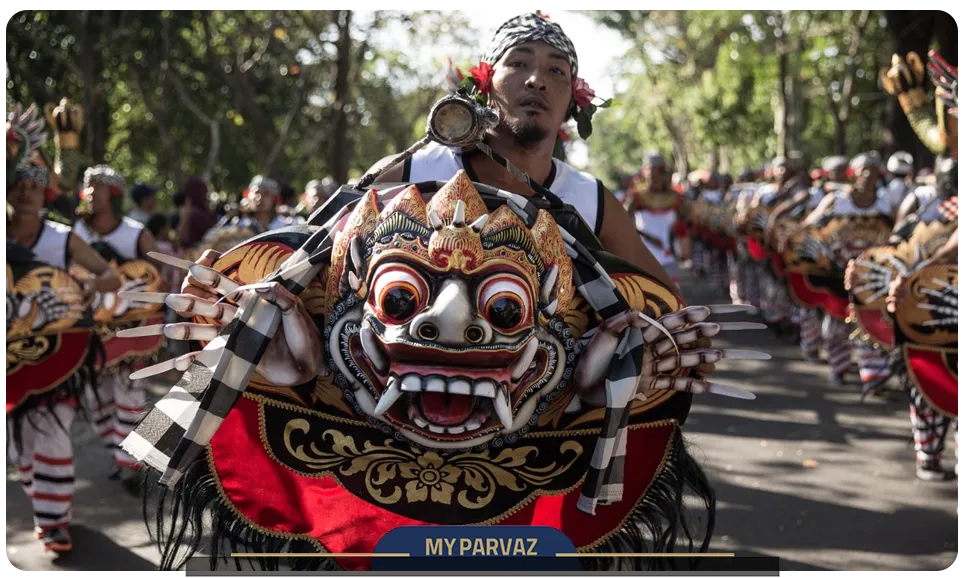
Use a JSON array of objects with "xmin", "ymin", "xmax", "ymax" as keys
[
  {"xmin": 231, "ymin": 175, "xmax": 299, "ymax": 233},
  {"xmin": 73, "ymin": 165, "xmax": 159, "ymax": 487},
  {"xmin": 7, "ymin": 157, "xmax": 123, "ymax": 552},
  {"xmin": 623, "ymin": 154, "xmax": 682, "ymax": 288},
  {"xmin": 879, "ymin": 49, "xmax": 958, "ymax": 481},
  {"xmin": 802, "ymin": 153, "xmax": 895, "ymax": 386},
  {"xmin": 367, "ymin": 12, "xmax": 675, "ymax": 291},
  {"xmin": 751, "ymin": 156, "xmax": 807, "ymax": 330},
  {"xmin": 298, "ymin": 177, "xmax": 339, "ymax": 218},
  {"xmin": 765, "ymin": 155, "xmax": 846, "ymax": 358}
]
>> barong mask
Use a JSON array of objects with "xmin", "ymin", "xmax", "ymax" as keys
[{"xmin": 327, "ymin": 174, "xmax": 574, "ymax": 448}]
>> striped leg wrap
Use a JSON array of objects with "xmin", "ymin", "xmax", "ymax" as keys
[
  {"xmin": 84, "ymin": 368, "xmax": 146, "ymax": 469},
  {"xmin": 799, "ymin": 309, "xmax": 823, "ymax": 360},
  {"xmin": 826, "ymin": 318, "xmax": 855, "ymax": 378},
  {"xmin": 707, "ymin": 249, "xmax": 724, "ymax": 293},
  {"xmin": 691, "ymin": 240, "xmax": 705, "ymax": 272},
  {"xmin": 743, "ymin": 263, "xmax": 762, "ymax": 308},
  {"xmin": 6, "ymin": 404, "xmax": 76, "ymax": 530},
  {"xmin": 761, "ymin": 273, "xmax": 790, "ymax": 323},
  {"xmin": 855, "ymin": 338, "xmax": 892, "ymax": 385},
  {"xmin": 909, "ymin": 385, "xmax": 950, "ymax": 463}
]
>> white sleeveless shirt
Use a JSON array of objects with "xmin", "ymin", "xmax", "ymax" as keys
[
  {"xmin": 405, "ymin": 143, "xmax": 604, "ymax": 234},
  {"xmin": 828, "ymin": 189, "xmax": 894, "ymax": 219},
  {"xmin": 74, "ymin": 216, "xmax": 145, "ymax": 261},
  {"xmin": 29, "ymin": 220, "xmax": 72, "ymax": 270},
  {"xmin": 910, "ymin": 186, "xmax": 946, "ymax": 224}
]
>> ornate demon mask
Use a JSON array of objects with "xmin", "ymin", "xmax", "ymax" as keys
[{"xmin": 326, "ymin": 172, "xmax": 576, "ymax": 449}]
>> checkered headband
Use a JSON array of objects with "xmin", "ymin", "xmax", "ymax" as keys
[
  {"xmin": 249, "ymin": 175, "xmax": 280, "ymax": 196},
  {"xmin": 15, "ymin": 162, "xmax": 50, "ymax": 189},
  {"xmin": 123, "ymin": 188, "xmax": 644, "ymax": 515},
  {"xmin": 483, "ymin": 13, "xmax": 578, "ymax": 78},
  {"xmin": 84, "ymin": 165, "xmax": 125, "ymax": 190}
]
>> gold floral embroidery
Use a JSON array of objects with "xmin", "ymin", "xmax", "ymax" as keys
[
  {"xmin": 283, "ymin": 420, "xmax": 583, "ymax": 508},
  {"xmin": 6, "ymin": 336, "xmax": 52, "ymax": 370}
]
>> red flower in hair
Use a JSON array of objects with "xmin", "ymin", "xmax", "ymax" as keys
[
  {"xmin": 469, "ymin": 61, "xmax": 494, "ymax": 95},
  {"xmin": 572, "ymin": 77, "xmax": 595, "ymax": 109}
]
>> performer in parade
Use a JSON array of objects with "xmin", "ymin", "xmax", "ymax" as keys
[
  {"xmin": 297, "ymin": 177, "xmax": 339, "ymax": 218},
  {"xmin": 376, "ymin": 13, "xmax": 675, "ymax": 290},
  {"xmin": 749, "ymin": 156, "xmax": 807, "ymax": 331},
  {"xmin": 696, "ymin": 172, "xmax": 729, "ymax": 297},
  {"xmin": 117, "ymin": 12, "xmax": 770, "ymax": 571},
  {"xmin": 7, "ymin": 104, "xmax": 120, "ymax": 553},
  {"xmin": 232, "ymin": 175, "xmax": 302, "ymax": 233},
  {"xmin": 878, "ymin": 49, "xmax": 958, "ymax": 480},
  {"xmin": 766, "ymin": 155, "xmax": 846, "ymax": 360},
  {"xmin": 884, "ymin": 151, "xmax": 916, "ymax": 210},
  {"xmin": 623, "ymin": 154, "xmax": 683, "ymax": 288},
  {"xmin": 799, "ymin": 153, "xmax": 895, "ymax": 386},
  {"xmin": 73, "ymin": 165, "xmax": 160, "ymax": 488}
]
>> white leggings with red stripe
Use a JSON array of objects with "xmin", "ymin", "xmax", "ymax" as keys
[
  {"xmin": 82, "ymin": 366, "xmax": 146, "ymax": 470},
  {"xmin": 6, "ymin": 403, "xmax": 76, "ymax": 531},
  {"xmin": 909, "ymin": 385, "xmax": 957, "ymax": 465},
  {"xmin": 824, "ymin": 317, "xmax": 855, "ymax": 378},
  {"xmin": 855, "ymin": 338, "xmax": 892, "ymax": 385},
  {"xmin": 799, "ymin": 309, "xmax": 824, "ymax": 360}
]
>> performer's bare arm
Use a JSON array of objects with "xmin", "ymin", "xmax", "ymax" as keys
[
  {"xmin": 925, "ymin": 228, "xmax": 958, "ymax": 265},
  {"xmin": 801, "ymin": 194, "xmax": 835, "ymax": 226},
  {"xmin": 765, "ymin": 189, "xmax": 810, "ymax": 239},
  {"xmin": 137, "ymin": 228, "xmax": 158, "ymax": 261},
  {"xmin": 892, "ymin": 194, "xmax": 920, "ymax": 231},
  {"xmin": 67, "ymin": 233, "xmax": 121, "ymax": 293}
]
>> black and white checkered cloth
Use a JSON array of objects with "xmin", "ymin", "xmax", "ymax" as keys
[
  {"xmin": 495, "ymin": 189, "xmax": 644, "ymax": 515},
  {"xmin": 121, "ymin": 214, "xmax": 344, "ymax": 486},
  {"xmin": 124, "ymin": 189, "xmax": 644, "ymax": 515},
  {"xmin": 483, "ymin": 12, "xmax": 579, "ymax": 77}
]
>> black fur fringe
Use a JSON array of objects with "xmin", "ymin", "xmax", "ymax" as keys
[
  {"xmin": 143, "ymin": 427, "xmax": 714, "ymax": 572},
  {"xmin": 580, "ymin": 427, "xmax": 716, "ymax": 570},
  {"xmin": 144, "ymin": 457, "xmax": 339, "ymax": 572},
  {"xmin": 7, "ymin": 335, "xmax": 104, "ymax": 456}
]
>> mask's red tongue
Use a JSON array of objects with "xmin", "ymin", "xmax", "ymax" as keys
[{"xmin": 420, "ymin": 393, "xmax": 475, "ymax": 425}]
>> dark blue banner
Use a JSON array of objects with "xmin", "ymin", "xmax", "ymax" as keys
[{"xmin": 371, "ymin": 525, "xmax": 580, "ymax": 571}]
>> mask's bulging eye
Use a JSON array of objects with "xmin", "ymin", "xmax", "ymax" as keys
[
  {"xmin": 478, "ymin": 274, "xmax": 532, "ymax": 332},
  {"xmin": 371, "ymin": 265, "xmax": 428, "ymax": 324}
]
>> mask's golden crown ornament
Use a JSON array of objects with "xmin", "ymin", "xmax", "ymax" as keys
[{"xmin": 329, "ymin": 171, "xmax": 573, "ymax": 319}]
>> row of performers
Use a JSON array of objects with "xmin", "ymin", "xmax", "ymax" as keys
[
  {"xmin": 630, "ymin": 49, "xmax": 957, "ymax": 483},
  {"xmin": 7, "ymin": 104, "xmax": 171, "ymax": 553},
  {"xmin": 679, "ymin": 151, "xmax": 956, "ymax": 482}
]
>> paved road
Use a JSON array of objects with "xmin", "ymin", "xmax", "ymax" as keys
[{"xmin": 6, "ymin": 271, "xmax": 957, "ymax": 571}]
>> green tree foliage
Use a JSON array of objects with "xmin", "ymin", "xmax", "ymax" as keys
[
  {"xmin": 7, "ymin": 10, "xmax": 469, "ymax": 207},
  {"xmin": 586, "ymin": 10, "xmax": 944, "ymax": 179}
]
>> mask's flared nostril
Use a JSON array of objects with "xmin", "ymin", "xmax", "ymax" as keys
[
  {"xmin": 417, "ymin": 323, "xmax": 439, "ymax": 341},
  {"xmin": 465, "ymin": 326, "xmax": 484, "ymax": 344}
]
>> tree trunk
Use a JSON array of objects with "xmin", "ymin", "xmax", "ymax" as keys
[
  {"xmin": 719, "ymin": 145, "xmax": 731, "ymax": 175},
  {"xmin": 329, "ymin": 11, "xmax": 353, "ymax": 184},
  {"xmin": 776, "ymin": 49, "xmax": 789, "ymax": 157},
  {"xmin": 834, "ymin": 116, "xmax": 846, "ymax": 156}
]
